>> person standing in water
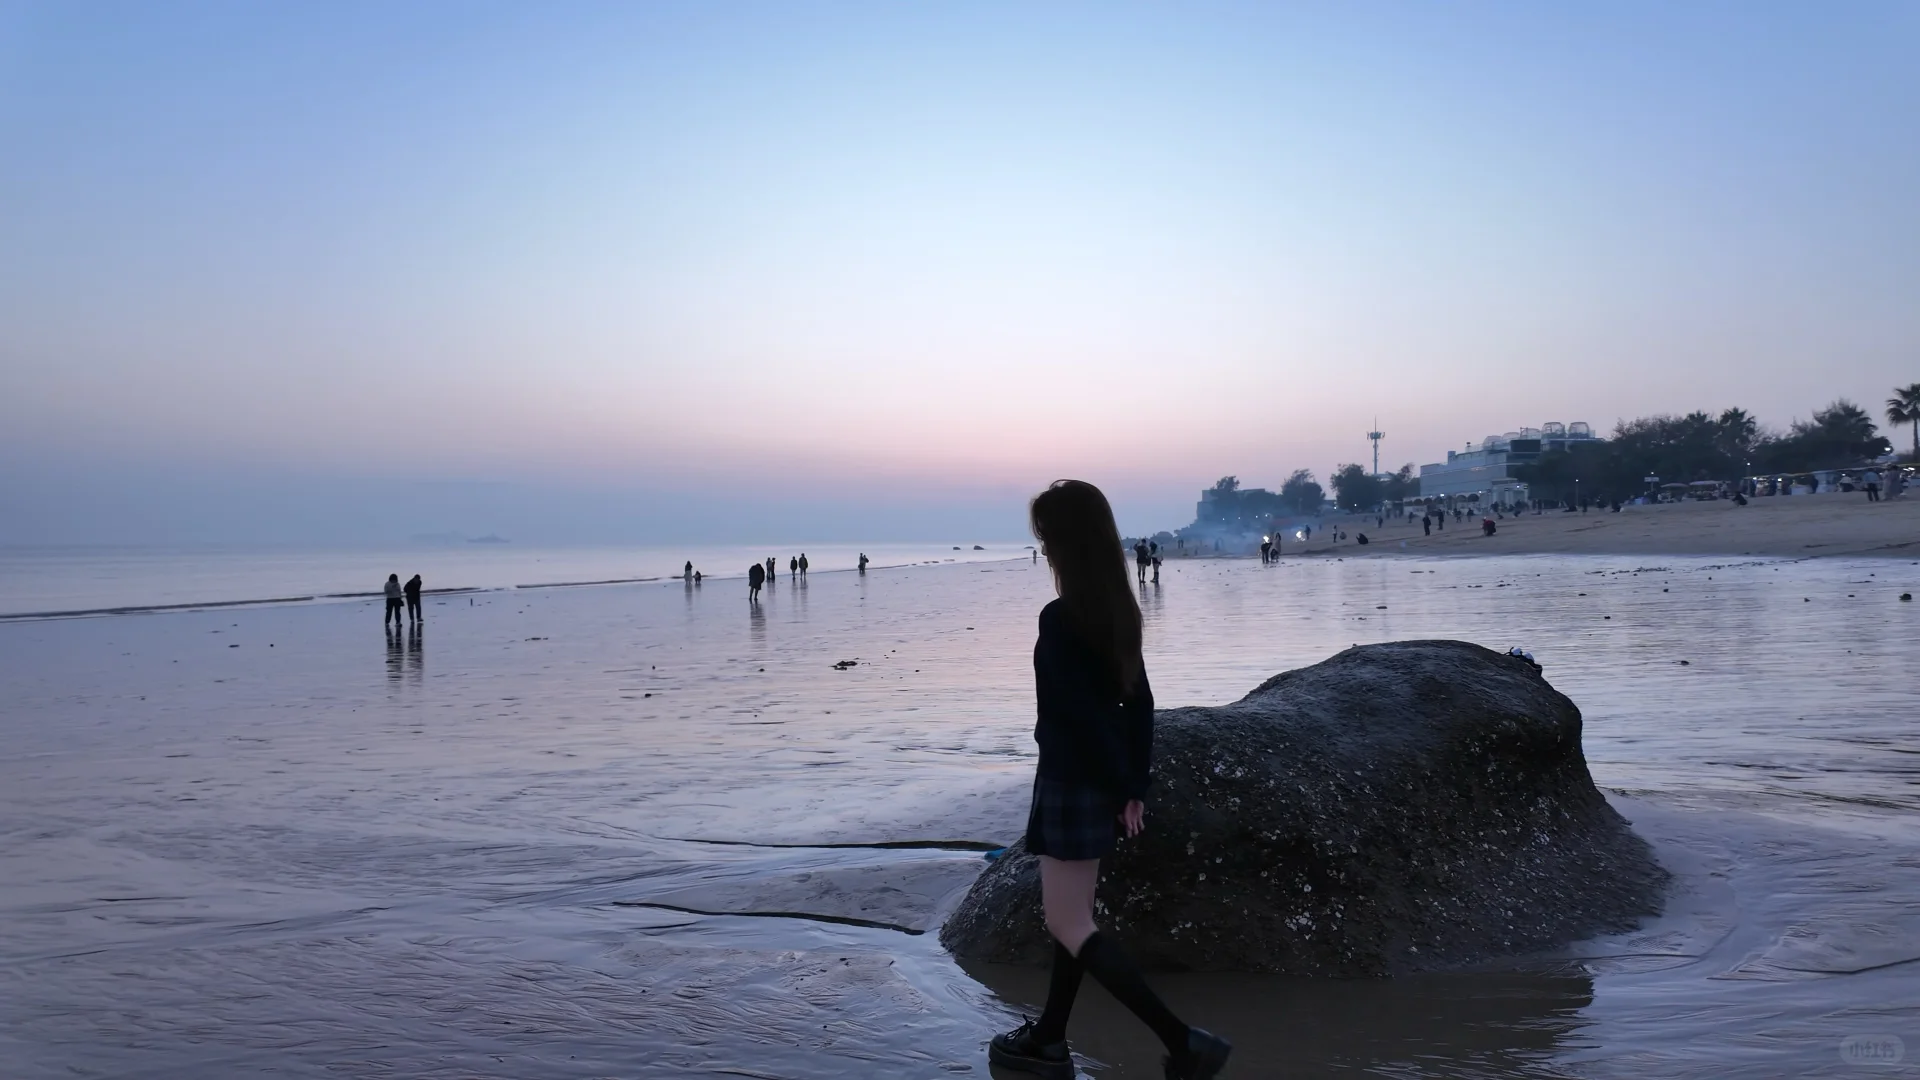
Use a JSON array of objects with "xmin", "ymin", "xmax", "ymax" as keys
[
  {"xmin": 858, "ymin": 553, "xmax": 869, "ymax": 573},
  {"xmin": 382, "ymin": 574, "xmax": 404, "ymax": 628},
  {"xmin": 748, "ymin": 561, "xmax": 765, "ymax": 601},
  {"xmin": 403, "ymin": 573, "xmax": 423, "ymax": 623},
  {"xmin": 766, "ymin": 557, "xmax": 777, "ymax": 585},
  {"xmin": 990, "ymin": 479, "xmax": 1231, "ymax": 1080},
  {"xmin": 1132, "ymin": 539, "xmax": 1149, "ymax": 583},
  {"xmin": 789, "ymin": 556, "xmax": 798, "ymax": 579},
  {"xmin": 799, "ymin": 553, "xmax": 809, "ymax": 578}
]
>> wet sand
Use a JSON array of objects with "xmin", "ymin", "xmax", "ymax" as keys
[
  {"xmin": 1259, "ymin": 490, "xmax": 1920, "ymax": 560},
  {"xmin": 4, "ymin": 555, "xmax": 1918, "ymax": 1077}
]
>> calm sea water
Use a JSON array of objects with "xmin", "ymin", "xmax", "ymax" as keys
[
  {"xmin": 2, "ymin": 552, "xmax": 1917, "ymax": 1077},
  {"xmin": 0, "ymin": 542, "xmax": 1028, "ymax": 616}
]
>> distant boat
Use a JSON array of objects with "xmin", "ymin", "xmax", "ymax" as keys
[{"xmin": 467, "ymin": 534, "xmax": 510, "ymax": 544}]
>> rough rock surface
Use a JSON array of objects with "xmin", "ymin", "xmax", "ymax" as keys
[{"xmin": 940, "ymin": 640, "xmax": 1668, "ymax": 975}]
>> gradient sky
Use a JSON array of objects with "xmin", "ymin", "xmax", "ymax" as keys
[{"xmin": 3, "ymin": 1, "xmax": 1916, "ymax": 544}]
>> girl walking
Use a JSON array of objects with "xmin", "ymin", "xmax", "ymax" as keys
[{"xmin": 991, "ymin": 480, "xmax": 1231, "ymax": 1079}]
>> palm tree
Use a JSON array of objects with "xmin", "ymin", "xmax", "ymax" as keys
[
  {"xmin": 1816, "ymin": 399, "xmax": 1876, "ymax": 439},
  {"xmin": 1716, "ymin": 407, "xmax": 1759, "ymax": 474},
  {"xmin": 1887, "ymin": 383, "xmax": 1920, "ymax": 461},
  {"xmin": 1717, "ymin": 407, "xmax": 1757, "ymax": 443}
]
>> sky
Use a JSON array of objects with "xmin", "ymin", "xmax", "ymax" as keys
[{"xmin": 2, "ymin": 1, "xmax": 1916, "ymax": 545}]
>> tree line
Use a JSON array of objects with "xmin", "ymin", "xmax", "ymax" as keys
[
  {"xmin": 1515, "ymin": 389, "xmax": 1918, "ymax": 504},
  {"xmin": 1195, "ymin": 473, "xmax": 1324, "ymax": 524},
  {"xmin": 1195, "ymin": 385, "xmax": 1919, "ymax": 522},
  {"xmin": 1198, "ymin": 463, "xmax": 1424, "ymax": 522}
]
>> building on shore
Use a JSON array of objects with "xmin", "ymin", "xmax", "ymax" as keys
[{"xmin": 1418, "ymin": 422, "xmax": 1603, "ymax": 502}]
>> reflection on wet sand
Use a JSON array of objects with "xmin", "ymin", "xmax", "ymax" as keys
[
  {"xmin": 384, "ymin": 623, "xmax": 425, "ymax": 683},
  {"xmin": 2, "ymin": 553, "xmax": 1918, "ymax": 1077},
  {"xmin": 969, "ymin": 963, "xmax": 1594, "ymax": 1077}
]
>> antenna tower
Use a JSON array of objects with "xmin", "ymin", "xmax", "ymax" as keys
[{"xmin": 1367, "ymin": 420, "xmax": 1385, "ymax": 477}]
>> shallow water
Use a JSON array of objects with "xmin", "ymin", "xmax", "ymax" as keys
[
  {"xmin": 0, "ymin": 541, "xmax": 1024, "ymax": 616},
  {"xmin": 3, "ymin": 553, "xmax": 1917, "ymax": 1077}
]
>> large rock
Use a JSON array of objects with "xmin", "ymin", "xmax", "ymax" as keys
[{"xmin": 940, "ymin": 640, "xmax": 1667, "ymax": 975}]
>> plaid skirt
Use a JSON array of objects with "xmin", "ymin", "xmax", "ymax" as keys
[{"xmin": 1024, "ymin": 774, "xmax": 1124, "ymax": 861}]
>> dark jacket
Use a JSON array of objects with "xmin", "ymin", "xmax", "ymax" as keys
[{"xmin": 1033, "ymin": 598, "xmax": 1154, "ymax": 800}]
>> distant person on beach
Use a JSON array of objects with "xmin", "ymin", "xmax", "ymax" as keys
[
  {"xmin": 858, "ymin": 553, "xmax": 869, "ymax": 573},
  {"xmin": 1133, "ymin": 540, "xmax": 1149, "ymax": 582},
  {"xmin": 1260, "ymin": 536, "xmax": 1272, "ymax": 564},
  {"xmin": 382, "ymin": 574, "xmax": 403, "ymax": 628},
  {"xmin": 790, "ymin": 556, "xmax": 798, "ymax": 578},
  {"xmin": 684, "ymin": 561, "xmax": 693, "ymax": 581},
  {"xmin": 693, "ymin": 570, "xmax": 702, "ymax": 584},
  {"xmin": 1864, "ymin": 469, "xmax": 1882, "ymax": 502},
  {"xmin": 748, "ymin": 561, "xmax": 764, "ymax": 600},
  {"xmin": 403, "ymin": 574, "xmax": 422, "ymax": 623},
  {"xmin": 1423, "ymin": 515, "xmax": 1431, "ymax": 536},
  {"xmin": 799, "ymin": 553, "xmax": 809, "ymax": 577},
  {"xmin": 988, "ymin": 479, "xmax": 1231, "ymax": 1080}
]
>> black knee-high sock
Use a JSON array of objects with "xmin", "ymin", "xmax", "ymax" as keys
[
  {"xmin": 1077, "ymin": 931, "xmax": 1189, "ymax": 1053},
  {"xmin": 1032, "ymin": 939, "xmax": 1082, "ymax": 1042}
]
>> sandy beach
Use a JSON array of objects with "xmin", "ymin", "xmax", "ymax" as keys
[
  {"xmin": 5, "ymin": 553, "xmax": 1919, "ymax": 1077},
  {"xmin": 1266, "ymin": 491, "xmax": 1920, "ymax": 560}
]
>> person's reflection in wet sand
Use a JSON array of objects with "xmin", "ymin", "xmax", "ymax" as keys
[
  {"xmin": 384, "ymin": 624, "xmax": 404, "ymax": 681},
  {"xmin": 406, "ymin": 621, "xmax": 424, "ymax": 681},
  {"xmin": 749, "ymin": 596, "xmax": 766, "ymax": 644},
  {"xmin": 1139, "ymin": 575, "xmax": 1164, "ymax": 623},
  {"xmin": 964, "ymin": 962, "xmax": 1593, "ymax": 1076}
]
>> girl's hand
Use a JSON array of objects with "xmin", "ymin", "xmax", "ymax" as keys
[{"xmin": 1119, "ymin": 800, "xmax": 1145, "ymax": 837}]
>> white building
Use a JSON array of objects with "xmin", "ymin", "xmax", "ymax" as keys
[{"xmin": 1418, "ymin": 422, "xmax": 1602, "ymax": 501}]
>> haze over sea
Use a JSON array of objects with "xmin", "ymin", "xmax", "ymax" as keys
[{"xmin": 5, "ymin": 549, "xmax": 1918, "ymax": 1077}]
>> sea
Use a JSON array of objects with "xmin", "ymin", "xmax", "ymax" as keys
[
  {"xmin": 2, "ymin": 546, "xmax": 1917, "ymax": 1077},
  {"xmin": 0, "ymin": 542, "xmax": 1027, "ymax": 617}
]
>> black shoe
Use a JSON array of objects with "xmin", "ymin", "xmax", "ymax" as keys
[
  {"xmin": 989, "ymin": 1019, "xmax": 1074, "ymax": 1079},
  {"xmin": 1165, "ymin": 1027, "xmax": 1231, "ymax": 1079}
]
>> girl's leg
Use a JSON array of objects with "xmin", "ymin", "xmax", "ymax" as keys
[
  {"xmin": 1040, "ymin": 855, "xmax": 1193, "ymax": 1058},
  {"xmin": 1038, "ymin": 855, "xmax": 1099, "ymax": 953},
  {"xmin": 1034, "ymin": 856, "xmax": 1098, "ymax": 1041}
]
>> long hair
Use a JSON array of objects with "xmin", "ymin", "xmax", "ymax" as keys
[{"xmin": 1029, "ymin": 479, "xmax": 1144, "ymax": 693}]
